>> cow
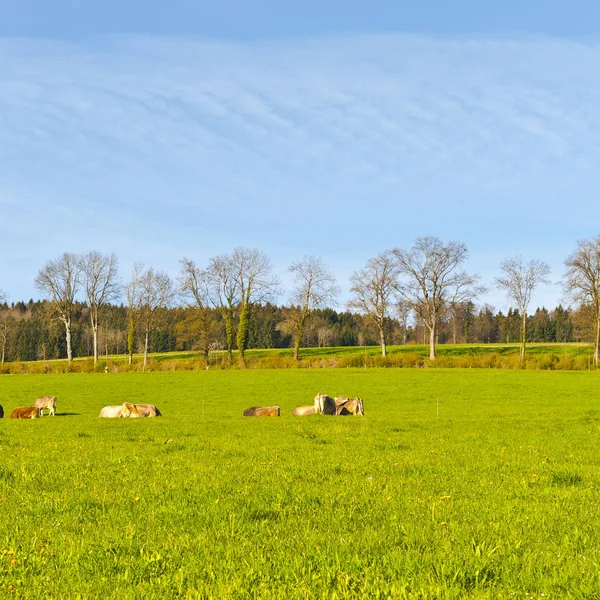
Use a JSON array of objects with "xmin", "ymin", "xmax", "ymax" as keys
[
  {"xmin": 122, "ymin": 403, "xmax": 162, "ymax": 418},
  {"xmin": 35, "ymin": 395, "xmax": 57, "ymax": 416},
  {"xmin": 243, "ymin": 406, "xmax": 281, "ymax": 417},
  {"xmin": 11, "ymin": 406, "xmax": 41, "ymax": 419},
  {"xmin": 335, "ymin": 397, "xmax": 365, "ymax": 416},
  {"xmin": 314, "ymin": 393, "xmax": 337, "ymax": 415},
  {"xmin": 292, "ymin": 405, "xmax": 316, "ymax": 416},
  {"xmin": 99, "ymin": 405, "xmax": 124, "ymax": 418},
  {"xmin": 0, "ymin": 405, "xmax": 3, "ymax": 418}
]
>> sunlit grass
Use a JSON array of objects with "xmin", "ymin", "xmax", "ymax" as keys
[{"xmin": 0, "ymin": 369, "xmax": 599, "ymax": 597}]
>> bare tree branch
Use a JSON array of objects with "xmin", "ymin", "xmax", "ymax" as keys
[{"xmin": 495, "ymin": 254, "xmax": 551, "ymax": 360}]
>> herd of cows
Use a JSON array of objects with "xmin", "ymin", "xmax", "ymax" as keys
[
  {"xmin": 0, "ymin": 393, "xmax": 363, "ymax": 420},
  {"xmin": 0, "ymin": 396, "xmax": 161, "ymax": 419},
  {"xmin": 0, "ymin": 395, "xmax": 57, "ymax": 419},
  {"xmin": 243, "ymin": 393, "xmax": 365, "ymax": 417}
]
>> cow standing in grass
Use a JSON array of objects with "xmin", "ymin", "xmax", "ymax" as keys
[
  {"xmin": 35, "ymin": 395, "xmax": 57, "ymax": 416},
  {"xmin": 243, "ymin": 406, "xmax": 281, "ymax": 417}
]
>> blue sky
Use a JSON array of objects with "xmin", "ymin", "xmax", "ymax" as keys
[{"xmin": 1, "ymin": 1, "xmax": 600, "ymax": 313}]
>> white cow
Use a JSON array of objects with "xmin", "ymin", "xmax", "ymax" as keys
[
  {"xmin": 99, "ymin": 405, "xmax": 124, "ymax": 418},
  {"xmin": 292, "ymin": 405, "xmax": 316, "ymax": 416},
  {"xmin": 35, "ymin": 395, "xmax": 57, "ymax": 416}
]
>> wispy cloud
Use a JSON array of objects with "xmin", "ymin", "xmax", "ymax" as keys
[{"xmin": 1, "ymin": 33, "xmax": 599, "ymax": 306}]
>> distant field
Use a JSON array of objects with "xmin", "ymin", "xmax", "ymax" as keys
[
  {"xmin": 1, "ymin": 368, "xmax": 600, "ymax": 598},
  {"xmin": 3, "ymin": 342, "xmax": 598, "ymax": 374}
]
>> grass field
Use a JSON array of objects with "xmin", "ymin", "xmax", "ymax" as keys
[
  {"xmin": 3, "ymin": 342, "xmax": 598, "ymax": 374},
  {"xmin": 1, "ymin": 369, "xmax": 600, "ymax": 598}
]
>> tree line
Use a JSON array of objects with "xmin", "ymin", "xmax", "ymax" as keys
[{"xmin": 1, "ymin": 235, "xmax": 600, "ymax": 365}]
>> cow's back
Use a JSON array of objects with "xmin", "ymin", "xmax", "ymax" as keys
[
  {"xmin": 243, "ymin": 406, "xmax": 280, "ymax": 417},
  {"xmin": 292, "ymin": 405, "xmax": 316, "ymax": 416},
  {"xmin": 314, "ymin": 393, "xmax": 336, "ymax": 415},
  {"xmin": 122, "ymin": 403, "xmax": 161, "ymax": 417},
  {"xmin": 99, "ymin": 405, "xmax": 123, "ymax": 418},
  {"xmin": 11, "ymin": 406, "xmax": 40, "ymax": 419}
]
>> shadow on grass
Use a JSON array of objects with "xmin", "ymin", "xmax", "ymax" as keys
[{"xmin": 53, "ymin": 412, "xmax": 81, "ymax": 417}]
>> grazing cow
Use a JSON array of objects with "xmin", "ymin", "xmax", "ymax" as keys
[
  {"xmin": 292, "ymin": 405, "xmax": 316, "ymax": 416},
  {"xmin": 122, "ymin": 402, "xmax": 162, "ymax": 418},
  {"xmin": 336, "ymin": 397, "xmax": 365, "ymax": 416},
  {"xmin": 35, "ymin": 395, "xmax": 57, "ymax": 416},
  {"xmin": 243, "ymin": 406, "xmax": 281, "ymax": 417},
  {"xmin": 11, "ymin": 406, "xmax": 41, "ymax": 419},
  {"xmin": 314, "ymin": 393, "xmax": 337, "ymax": 415},
  {"xmin": 99, "ymin": 405, "xmax": 124, "ymax": 418},
  {"xmin": 0, "ymin": 405, "xmax": 3, "ymax": 418}
]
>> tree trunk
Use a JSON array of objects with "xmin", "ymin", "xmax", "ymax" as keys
[
  {"xmin": 293, "ymin": 311, "xmax": 308, "ymax": 361},
  {"xmin": 143, "ymin": 329, "xmax": 149, "ymax": 369},
  {"xmin": 595, "ymin": 310, "xmax": 600, "ymax": 367},
  {"xmin": 92, "ymin": 322, "xmax": 98, "ymax": 364},
  {"xmin": 379, "ymin": 325, "xmax": 387, "ymax": 357},
  {"xmin": 429, "ymin": 322, "xmax": 436, "ymax": 360},
  {"xmin": 224, "ymin": 312, "xmax": 234, "ymax": 361},
  {"xmin": 127, "ymin": 317, "xmax": 135, "ymax": 365},
  {"xmin": 520, "ymin": 312, "xmax": 527, "ymax": 361},
  {"xmin": 236, "ymin": 303, "xmax": 250, "ymax": 365},
  {"xmin": 65, "ymin": 317, "xmax": 73, "ymax": 363}
]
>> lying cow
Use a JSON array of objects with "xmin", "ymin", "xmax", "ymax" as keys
[
  {"xmin": 122, "ymin": 402, "xmax": 162, "ymax": 418},
  {"xmin": 11, "ymin": 406, "xmax": 41, "ymax": 419},
  {"xmin": 99, "ymin": 405, "xmax": 124, "ymax": 418},
  {"xmin": 0, "ymin": 404, "xmax": 3, "ymax": 418},
  {"xmin": 243, "ymin": 406, "xmax": 281, "ymax": 417},
  {"xmin": 314, "ymin": 393, "xmax": 336, "ymax": 415},
  {"xmin": 335, "ymin": 397, "xmax": 365, "ymax": 416},
  {"xmin": 292, "ymin": 405, "xmax": 316, "ymax": 416},
  {"xmin": 35, "ymin": 395, "xmax": 57, "ymax": 416}
]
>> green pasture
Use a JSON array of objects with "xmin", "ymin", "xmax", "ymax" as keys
[{"xmin": 1, "ymin": 369, "xmax": 600, "ymax": 598}]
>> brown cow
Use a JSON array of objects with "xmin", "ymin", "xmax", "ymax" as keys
[
  {"xmin": 292, "ymin": 405, "xmax": 316, "ymax": 416},
  {"xmin": 243, "ymin": 406, "xmax": 281, "ymax": 417},
  {"xmin": 35, "ymin": 395, "xmax": 57, "ymax": 416},
  {"xmin": 122, "ymin": 403, "xmax": 162, "ymax": 418},
  {"xmin": 314, "ymin": 393, "xmax": 336, "ymax": 415},
  {"xmin": 335, "ymin": 397, "xmax": 365, "ymax": 416},
  {"xmin": 11, "ymin": 406, "xmax": 41, "ymax": 419}
]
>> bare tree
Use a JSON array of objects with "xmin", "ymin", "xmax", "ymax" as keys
[
  {"xmin": 495, "ymin": 254, "xmax": 551, "ymax": 361},
  {"xmin": 393, "ymin": 237, "xmax": 484, "ymax": 360},
  {"xmin": 231, "ymin": 247, "xmax": 280, "ymax": 364},
  {"xmin": 287, "ymin": 256, "xmax": 339, "ymax": 360},
  {"xmin": 80, "ymin": 251, "xmax": 120, "ymax": 365},
  {"xmin": 207, "ymin": 253, "xmax": 239, "ymax": 361},
  {"xmin": 136, "ymin": 266, "xmax": 173, "ymax": 369},
  {"xmin": 125, "ymin": 263, "xmax": 143, "ymax": 365},
  {"xmin": 178, "ymin": 257, "xmax": 219, "ymax": 365},
  {"xmin": 348, "ymin": 251, "xmax": 399, "ymax": 357},
  {"xmin": 564, "ymin": 236, "xmax": 600, "ymax": 366},
  {"xmin": 396, "ymin": 299, "xmax": 412, "ymax": 345},
  {"xmin": 35, "ymin": 253, "xmax": 81, "ymax": 362},
  {"xmin": 0, "ymin": 290, "xmax": 16, "ymax": 365}
]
